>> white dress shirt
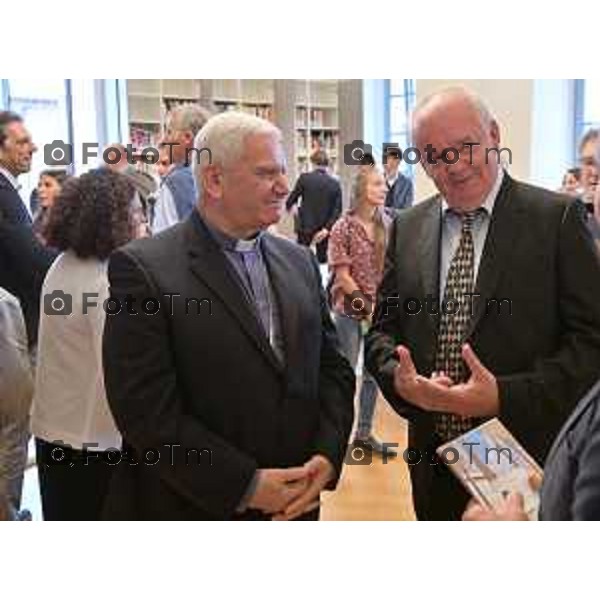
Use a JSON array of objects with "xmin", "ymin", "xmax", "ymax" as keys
[
  {"xmin": 152, "ymin": 181, "xmax": 179, "ymax": 234},
  {"xmin": 31, "ymin": 251, "xmax": 121, "ymax": 451}
]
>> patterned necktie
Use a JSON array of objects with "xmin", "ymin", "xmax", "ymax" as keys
[
  {"xmin": 237, "ymin": 244, "xmax": 272, "ymax": 341},
  {"xmin": 433, "ymin": 209, "xmax": 483, "ymax": 442}
]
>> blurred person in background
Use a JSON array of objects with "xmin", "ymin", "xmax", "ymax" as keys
[
  {"xmin": 328, "ymin": 164, "xmax": 395, "ymax": 455},
  {"xmin": 32, "ymin": 169, "xmax": 69, "ymax": 243},
  {"xmin": 286, "ymin": 150, "xmax": 342, "ymax": 264},
  {"xmin": 578, "ymin": 128, "xmax": 599, "ymax": 208},
  {"xmin": 156, "ymin": 143, "xmax": 175, "ymax": 180},
  {"xmin": 152, "ymin": 104, "xmax": 211, "ymax": 233},
  {"xmin": 31, "ymin": 169, "xmax": 146, "ymax": 521},
  {"xmin": 0, "ymin": 286, "xmax": 34, "ymax": 521},
  {"xmin": 383, "ymin": 147, "xmax": 414, "ymax": 213},
  {"xmin": 560, "ymin": 167, "xmax": 582, "ymax": 197},
  {"xmin": 0, "ymin": 111, "xmax": 57, "ymax": 349}
]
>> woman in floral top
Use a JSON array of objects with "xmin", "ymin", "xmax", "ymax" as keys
[{"xmin": 328, "ymin": 164, "xmax": 394, "ymax": 455}]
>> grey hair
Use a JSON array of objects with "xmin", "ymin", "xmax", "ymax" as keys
[
  {"xmin": 191, "ymin": 111, "xmax": 282, "ymax": 192},
  {"xmin": 167, "ymin": 104, "xmax": 212, "ymax": 138},
  {"xmin": 412, "ymin": 86, "xmax": 496, "ymax": 137}
]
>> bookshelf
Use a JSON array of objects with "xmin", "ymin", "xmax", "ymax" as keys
[
  {"xmin": 291, "ymin": 80, "xmax": 339, "ymax": 177},
  {"xmin": 206, "ymin": 79, "xmax": 274, "ymax": 120},
  {"xmin": 127, "ymin": 79, "xmax": 202, "ymax": 148},
  {"xmin": 126, "ymin": 79, "xmax": 278, "ymax": 146},
  {"xmin": 126, "ymin": 79, "xmax": 340, "ymax": 182}
]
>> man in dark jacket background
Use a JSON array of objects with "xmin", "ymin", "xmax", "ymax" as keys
[{"xmin": 286, "ymin": 150, "xmax": 342, "ymax": 264}]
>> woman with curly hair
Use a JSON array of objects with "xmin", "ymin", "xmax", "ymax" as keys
[{"xmin": 30, "ymin": 168, "xmax": 146, "ymax": 520}]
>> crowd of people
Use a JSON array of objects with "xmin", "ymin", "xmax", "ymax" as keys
[{"xmin": 2, "ymin": 86, "xmax": 600, "ymax": 521}]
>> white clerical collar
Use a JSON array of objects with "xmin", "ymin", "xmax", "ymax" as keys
[
  {"xmin": 234, "ymin": 236, "xmax": 261, "ymax": 253},
  {"xmin": 0, "ymin": 165, "xmax": 21, "ymax": 191},
  {"xmin": 441, "ymin": 165, "xmax": 504, "ymax": 216},
  {"xmin": 196, "ymin": 211, "xmax": 263, "ymax": 253}
]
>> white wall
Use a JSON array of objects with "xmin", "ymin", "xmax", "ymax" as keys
[
  {"xmin": 530, "ymin": 79, "xmax": 575, "ymax": 191},
  {"xmin": 412, "ymin": 79, "xmax": 574, "ymax": 201},
  {"xmin": 70, "ymin": 79, "xmax": 125, "ymax": 173}
]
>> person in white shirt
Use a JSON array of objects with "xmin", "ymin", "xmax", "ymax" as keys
[
  {"xmin": 152, "ymin": 104, "xmax": 211, "ymax": 234},
  {"xmin": 31, "ymin": 168, "xmax": 145, "ymax": 520}
]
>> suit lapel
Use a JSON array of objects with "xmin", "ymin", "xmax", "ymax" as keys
[
  {"xmin": 545, "ymin": 380, "xmax": 600, "ymax": 467},
  {"xmin": 261, "ymin": 235, "xmax": 299, "ymax": 372},
  {"xmin": 263, "ymin": 235, "xmax": 314, "ymax": 375},
  {"xmin": 417, "ymin": 198, "xmax": 443, "ymax": 334},
  {"xmin": 184, "ymin": 218, "xmax": 283, "ymax": 374},
  {"xmin": 466, "ymin": 175, "xmax": 525, "ymax": 337}
]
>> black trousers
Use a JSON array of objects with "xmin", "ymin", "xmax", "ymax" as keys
[
  {"xmin": 35, "ymin": 438, "xmax": 115, "ymax": 521},
  {"xmin": 297, "ymin": 231, "xmax": 328, "ymax": 264},
  {"xmin": 410, "ymin": 451, "xmax": 471, "ymax": 521}
]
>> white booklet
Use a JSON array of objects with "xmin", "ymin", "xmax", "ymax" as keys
[{"xmin": 437, "ymin": 418, "xmax": 544, "ymax": 520}]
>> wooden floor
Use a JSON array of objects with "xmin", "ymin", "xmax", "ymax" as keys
[{"xmin": 322, "ymin": 392, "xmax": 416, "ymax": 521}]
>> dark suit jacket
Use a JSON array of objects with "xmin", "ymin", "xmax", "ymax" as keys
[
  {"xmin": 540, "ymin": 379, "xmax": 600, "ymax": 520},
  {"xmin": 385, "ymin": 172, "xmax": 414, "ymax": 212},
  {"xmin": 0, "ymin": 173, "xmax": 56, "ymax": 347},
  {"xmin": 286, "ymin": 168, "xmax": 342, "ymax": 236},
  {"xmin": 365, "ymin": 174, "xmax": 600, "ymax": 519},
  {"xmin": 102, "ymin": 214, "xmax": 355, "ymax": 520}
]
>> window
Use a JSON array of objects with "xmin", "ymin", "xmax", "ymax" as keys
[
  {"xmin": 2, "ymin": 79, "xmax": 73, "ymax": 208},
  {"xmin": 385, "ymin": 79, "xmax": 416, "ymax": 176},
  {"xmin": 574, "ymin": 79, "xmax": 600, "ymax": 153}
]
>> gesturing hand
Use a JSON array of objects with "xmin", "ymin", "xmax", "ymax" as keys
[
  {"xmin": 312, "ymin": 228, "xmax": 329, "ymax": 245},
  {"xmin": 393, "ymin": 344, "xmax": 499, "ymax": 417},
  {"xmin": 462, "ymin": 493, "xmax": 529, "ymax": 521}
]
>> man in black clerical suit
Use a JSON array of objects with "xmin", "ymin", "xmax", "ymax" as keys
[{"xmin": 102, "ymin": 112, "xmax": 355, "ymax": 520}]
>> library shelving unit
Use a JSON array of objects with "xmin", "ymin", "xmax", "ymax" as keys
[
  {"xmin": 126, "ymin": 79, "xmax": 340, "ymax": 183},
  {"xmin": 292, "ymin": 80, "xmax": 339, "ymax": 177},
  {"xmin": 207, "ymin": 79, "xmax": 274, "ymax": 120},
  {"xmin": 126, "ymin": 79, "xmax": 202, "ymax": 148},
  {"xmin": 126, "ymin": 79, "xmax": 276, "ymax": 148}
]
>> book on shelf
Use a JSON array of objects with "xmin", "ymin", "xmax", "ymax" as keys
[
  {"xmin": 163, "ymin": 97, "xmax": 198, "ymax": 112},
  {"xmin": 437, "ymin": 418, "xmax": 543, "ymax": 520},
  {"xmin": 295, "ymin": 107, "xmax": 308, "ymax": 128},
  {"xmin": 310, "ymin": 108, "xmax": 324, "ymax": 128},
  {"xmin": 129, "ymin": 125, "xmax": 160, "ymax": 148}
]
